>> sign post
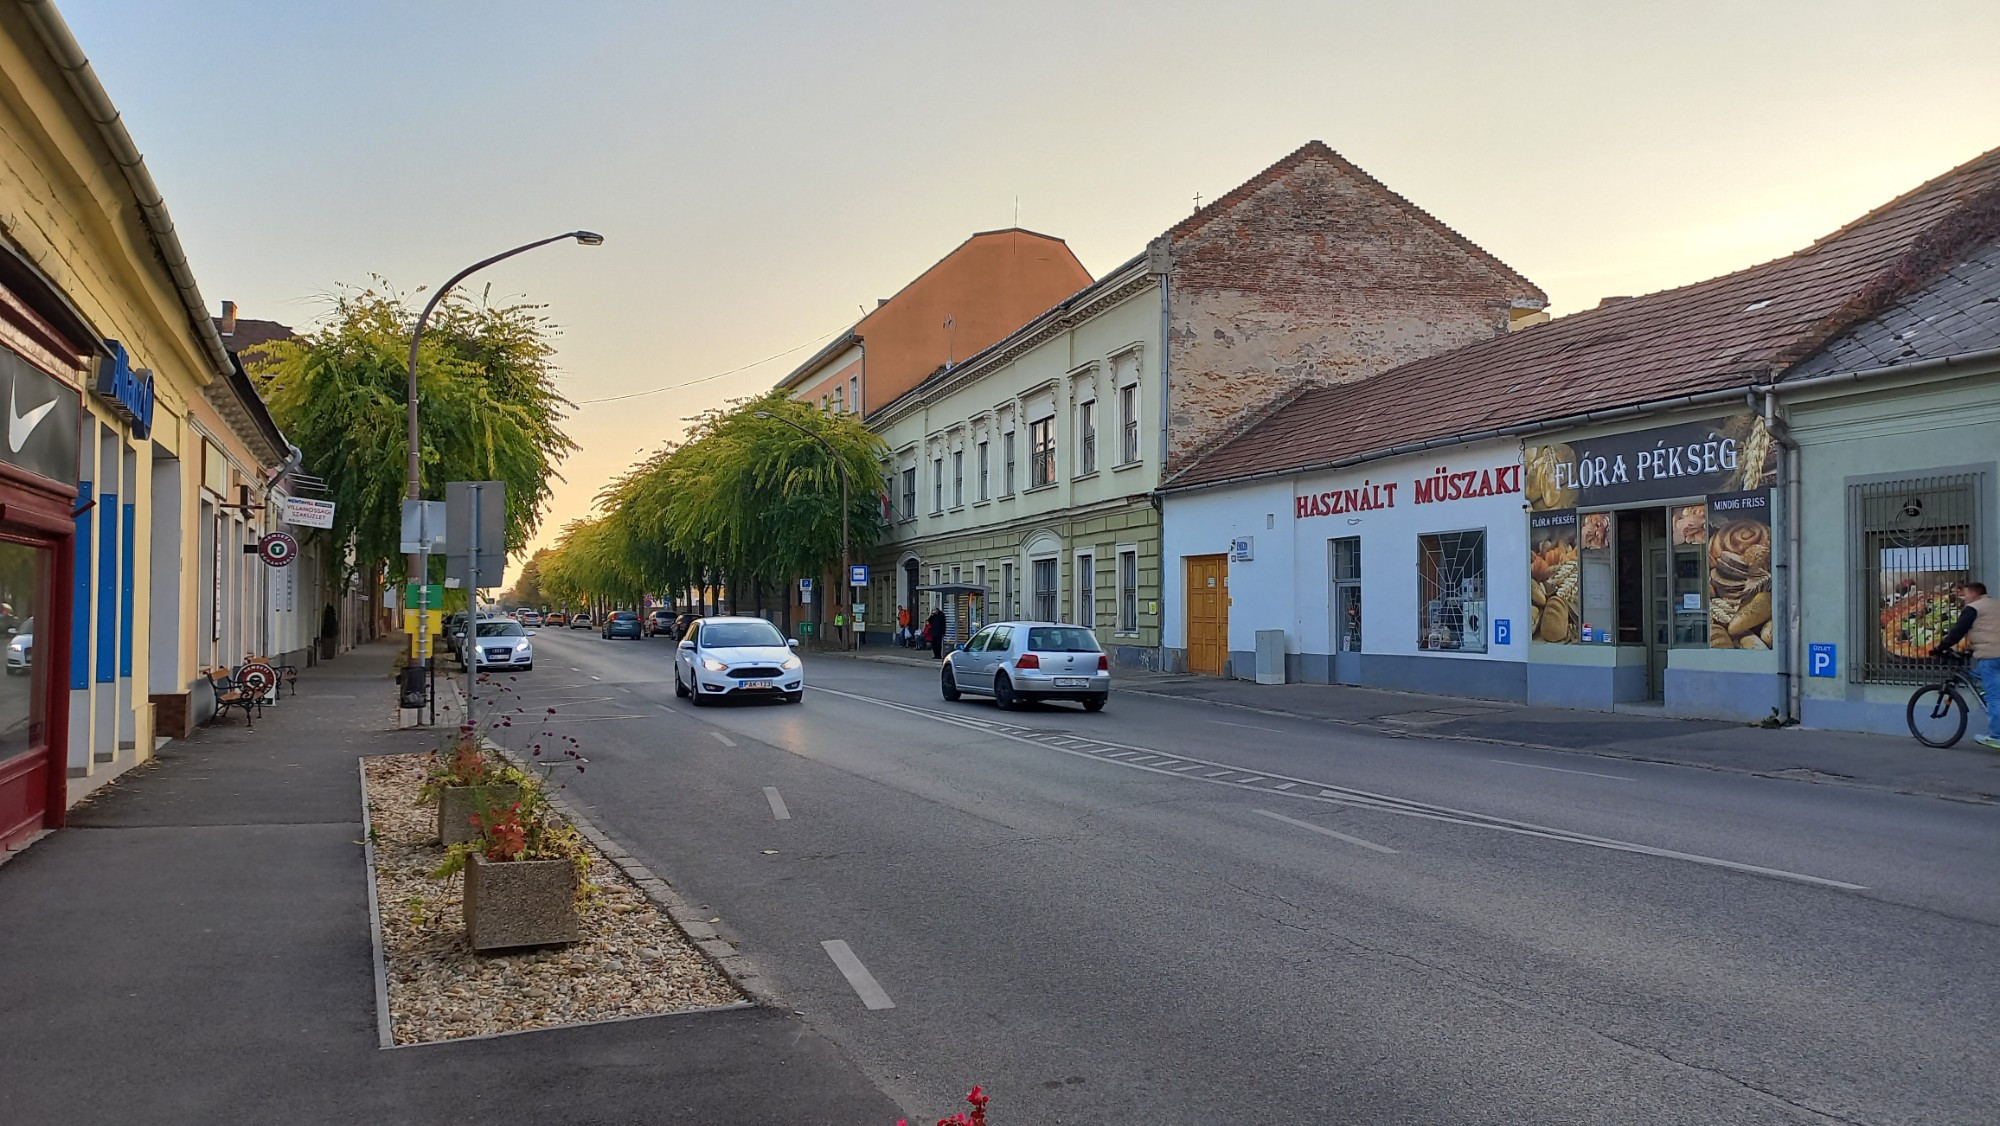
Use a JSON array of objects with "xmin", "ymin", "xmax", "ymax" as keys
[{"xmin": 447, "ymin": 481, "xmax": 506, "ymax": 730}]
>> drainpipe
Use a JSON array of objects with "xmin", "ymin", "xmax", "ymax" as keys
[
  {"xmin": 1156, "ymin": 273, "xmax": 1171, "ymax": 469},
  {"xmin": 1764, "ymin": 390, "xmax": 1801, "ymax": 724}
]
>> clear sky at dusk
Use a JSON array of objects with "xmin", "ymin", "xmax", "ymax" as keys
[{"xmin": 63, "ymin": 0, "xmax": 2000, "ymax": 582}]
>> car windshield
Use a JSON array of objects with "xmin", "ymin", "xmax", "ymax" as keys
[
  {"xmin": 612, "ymin": 612, "xmax": 637, "ymax": 621},
  {"xmin": 701, "ymin": 621, "xmax": 786, "ymax": 648},
  {"xmin": 477, "ymin": 621, "xmax": 526, "ymax": 637},
  {"xmin": 1027, "ymin": 626, "xmax": 1100, "ymax": 652}
]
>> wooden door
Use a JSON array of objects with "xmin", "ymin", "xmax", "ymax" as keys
[{"xmin": 1185, "ymin": 554, "xmax": 1228, "ymax": 676}]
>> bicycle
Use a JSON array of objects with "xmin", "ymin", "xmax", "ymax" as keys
[{"xmin": 1906, "ymin": 653, "xmax": 1988, "ymax": 748}]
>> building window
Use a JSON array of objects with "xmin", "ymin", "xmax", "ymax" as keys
[
  {"xmin": 951, "ymin": 450, "xmax": 964, "ymax": 508},
  {"xmin": 1002, "ymin": 561, "xmax": 1015, "ymax": 619},
  {"xmin": 848, "ymin": 375, "xmax": 859, "ymax": 414},
  {"xmin": 1078, "ymin": 401, "xmax": 1097, "ymax": 475},
  {"xmin": 1075, "ymin": 552, "xmax": 1095, "ymax": 626},
  {"xmin": 932, "ymin": 457, "xmax": 944, "ymax": 514},
  {"xmin": 1417, "ymin": 529, "xmax": 1487, "ymax": 653},
  {"xmin": 1120, "ymin": 384, "xmax": 1140, "ymax": 464},
  {"xmin": 1855, "ymin": 473, "xmax": 1982, "ymax": 683},
  {"xmin": 901, "ymin": 467, "xmax": 917, "ymax": 521},
  {"xmin": 1029, "ymin": 418, "xmax": 1055, "ymax": 488},
  {"xmin": 1332, "ymin": 536, "xmax": 1361, "ymax": 653},
  {"xmin": 831, "ymin": 385, "xmax": 843, "ymax": 414},
  {"xmin": 1032, "ymin": 557, "xmax": 1058, "ymax": 622},
  {"xmin": 977, "ymin": 441, "xmax": 990, "ymax": 501},
  {"xmin": 1117, "ymin": 548, "xmax": 1138, "ymax": 634},
  {"xmin": 1003, "ymin": 431, "xmax": 1017, "ymax": 495}
]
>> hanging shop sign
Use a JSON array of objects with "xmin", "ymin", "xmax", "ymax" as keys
[
  {"xmin": 258, "ymin": 531, "xmax": 298, "ymax": 567},
  {"xmin": 281, "ymin": 494, "xmax": 336, "ymax": 529},
  {"xmin": 91, "ymin": 339, "xmax": 156, "ymax": 440},
  {"xmin": 1524, "ymin": 414, "xmax": 1776, "ymax": 511},
  {"xmin": 0, "ymin": 346, "xmax": 81, "ymax": 486}
]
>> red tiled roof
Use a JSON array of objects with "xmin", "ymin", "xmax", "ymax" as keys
[
  {"xmin": 215, "ymin": 317, "xmax": 295, "ymax": 352},
  {"xmin": 1166, "ymin": 145, "xmax": 2000, "ymax": 492}
]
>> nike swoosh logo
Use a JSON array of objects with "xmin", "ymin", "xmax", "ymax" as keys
[{"xmin": 9, "ymin": 380, "xmax": 57, "ymax": 453}]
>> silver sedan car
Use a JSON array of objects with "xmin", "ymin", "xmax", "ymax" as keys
[{"xmin": 941, "ymin": 621, "xmax": 1110, "ymax": 712}]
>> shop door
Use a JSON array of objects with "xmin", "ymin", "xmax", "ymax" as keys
[
  {"xmin": 1186, "ymin": 554, "xmax": 1228, "ymax": 676},
  {"xmin": 0, "ymin": 536, "xmax": 56, "ymax": 847},
  {"xmin": 1615, "ymin": 510, "xmax": 1669, "ymax": 700}
]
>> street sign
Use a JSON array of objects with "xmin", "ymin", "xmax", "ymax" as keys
[
  {"xmin": 1808, "ymin": 643, "xmax": 1837, "ymax": 678},
  {"xmin": 799, "ymin": 577, "xmax": 813, "ymax": 604},
  {"xmin": 1494, "ymin": 618, "xmax": 1512, "ymax": 645},
  {"xmin": 849, "ymin": 564, "xmax": 869, "ymax": 586},
  {"xmin": 399, "ymin": 500, "xmax": 447, "ymax": 554},
  {"xmin": 404, "ymin": 583, "xmax": 445, "ymax": 608},
  {"xmin": 445, "ymin": 481, "xmax": 507, "ymax": 557},
  {"xmin": 258, "ymin": 531, "xmax": 298, "ymax": 567},
  {"xmin": 799, "ymin": 621, "xmax": 815, "ymax": 636},
  {"xmin": 281, "ymin": 495, "xmax": 336, "ymax": 529}
]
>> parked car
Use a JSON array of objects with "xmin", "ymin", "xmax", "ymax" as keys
[
  {"xmin": 569, "ymin": 612, "xmax": 593, "ymax": 630},
  {"xmin": 673, "ymin": 612, "xmax": 697, "ymax": 641},
  {"xmin": 601, "ymin": 610, "xmax": 644, "ymax": 640},
  {"xmin": 941, "ymin": 621, "xmax": 1109, "ymax": 712},
  {"xmin": 5, "ymin": 616, "xmax": 32, "ymax": 676},
  {"xmin": 471, "ymin": 619, "xmax": 535, "ymax": 671},
  {"xmin": 646, "ymin": 609, "xmax": 676, "ymax": 637},
  {"xmin": 545, "ymin": 611, "xmax": 567, "ymax": 627},
  {"xmin": 673, "ymin": 616, "xmax": 803, "ymax": 705},
  {"xmin": 517, "ymin": 608, "xmax": 543, "ymax": 627}
]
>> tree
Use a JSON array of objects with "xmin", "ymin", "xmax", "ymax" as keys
[
  {"xmin": 247, "ymin": 282, "xmax": 578, "ymax": 587},
  {"xmin": 503, "ymin": 548, "xmax": 551, "ymax": 607}
]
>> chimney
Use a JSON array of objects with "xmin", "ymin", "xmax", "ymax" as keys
[
  {"xmin": 1595, "ymin": 296, "xmax": 1634, "ymax": 309},
  {"xmin": 220, "ymin": 300, "xmax": 238, "ymax": 336},
  {"xmin": 877, "ymin": 298, "xmax": 889, "ymax": 308}
]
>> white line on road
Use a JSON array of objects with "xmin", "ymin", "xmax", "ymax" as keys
[
  {"xmin": 589, "ymin": 675, "xmax": 602, "ymax": 681},
  {"xmin": 1255, "ymin": 809, "xmax": 1399, "ymax": 855},
  {"xmin": 1211, "ymin": 719, "xmax": 1285, "ymax": 734},
  {"xmin": 710, "ymin": 732, "xmax": 736, "ymax": 747},
  {"xmin": 821, "ymin": 940, "xmax": 895, "ymax": 1010},
  {"xmin": 1491, "ymin": 759, "xmax": 1633, "ymax": 781},
  {"xmin": 1273, "ymin": 782, "xmax": 1296, "ymax": 791},
  {"xmin": 1236, "ymin": 776, "xmax": 1267, "ymax": 785},
  {"xmin": 1204, "ymin": 770, "xmax": 1235, "ymax": 778},
  {"xmin": 763, "ymin": 786, "xmax": 791, "ymax": 820},
  {"xmin": 1173, "ymin": 763, "xmax": 1204, "ymax": 772},
  {"xmin": 1105, "ymin": 751, "xmax": 1140, "ymax": 759}
]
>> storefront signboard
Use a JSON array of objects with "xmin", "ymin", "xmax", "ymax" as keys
[
  {"xmin": 1524, "ymin": 414, "xmax": 1777, "ymax": 511},
  {"xmin": 91, "ymin": 339, "xmax": 156, "ymax": 440},
  {"xmin": 0, "ymin": 347, "xmax": 80, "ymax": 487}
]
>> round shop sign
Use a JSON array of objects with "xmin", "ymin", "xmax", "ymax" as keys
[
  {"xmin": 258, "ymin": 531, "xmax": 298, "ymax": 567},
  {"xmin": 237, "ymin": 661, "xmax": 277, "ymax": 697}
]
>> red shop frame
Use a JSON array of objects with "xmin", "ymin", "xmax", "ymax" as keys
[{"xmin": 0, "ymin": 460, "xmax": 73, "ymax": 847}]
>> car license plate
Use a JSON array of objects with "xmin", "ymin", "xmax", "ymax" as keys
[
  {"xmin": 739, "ymin": 679, "xmax": 772, "ymax": 690},
  {"xmin": 1054, "ymin": 677, "xmax": 1089, "ymax": 688}
]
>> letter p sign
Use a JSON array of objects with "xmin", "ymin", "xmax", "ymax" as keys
[{"xmin": 1807, "ymin": 643, "xmax": 1836, "ymax": 678}]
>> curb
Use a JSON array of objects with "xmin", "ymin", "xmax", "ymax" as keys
[{"xmin": 357, "ymin": 757, "xmax": 396, "ymax": 1049}]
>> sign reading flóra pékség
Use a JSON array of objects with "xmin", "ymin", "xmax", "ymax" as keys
[{"xmin": 1524, "ymin": 413, "xmax": 1777, "ymax": 510}]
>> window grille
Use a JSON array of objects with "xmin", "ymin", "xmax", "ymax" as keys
[
  {"xmin": 1332, "ymin": 537, "xmax": 1362, "ymax": 653},
  {"xmin": 1032, "ymin": 558, "xmax": 1058, "ymax": 621},
  {"xmin": 1117, "ymin": 549, "xmax": 1138, "ymax": 633},
  {"xmin": 1853, "ymin": 473, "xmax": 1982, "ymax": 683},
  {"xmin": 1076, "ymin": 553, "xmax": 1095, "ymax": 626},
  {"xmin": 1417, "ymin": 530, "xmax": 1487, "ymax": 653}
]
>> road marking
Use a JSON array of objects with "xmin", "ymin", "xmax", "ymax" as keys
[
  {"xmin": 1491, "ymin": 759, "xmax": 1632, "ymax": 781},
  {"xmin": 710, "ymin": 732, "xmax": 736, "ymax": 747},
  {"xmin": 821, "ymin": 940, "xmax": 895, "ymax": 1010},
  {"xmin": 1211, "ymin": 719, "xmax": 1285, "ymax": 734},
  {"xmin": 1236, "ymin": 776, "xmax": 1266, "ymax": 785},
  {"xmin": 1204, "ymin": 770, "xmax": 1234, "ymax": 778},
  {"xmin": 1105, "ymin": 751, "xmax": 1140, "ymax": 759},
  {"xmin": 589, "ymin": 675, "xmax": 602, "ymax": 681},
  {"xmin": 762, "ymin": 786, "xmax": 791, "ymax": 820},
  {"xmin": 1273, "ymin": 782, "xmax": 1296, "ymax": 791},
  {"xmin": 1127, "ymin": 755, "xmax": 1160, "ymax": 764},
  {"xmin": 805, "ymin": 685, "xmax": 1867, "ymax": 892},
  {"xmin": 1255, "ymin": 809, "xmax": 1399, "ymax": 855}
]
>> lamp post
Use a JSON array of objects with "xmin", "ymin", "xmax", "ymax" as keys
[
  {"xmin": 404, "ymin": 231, "xmax": 602, "ymax": 713},
  {"xmin": 755, "ymin": 410, "xmax": 852, "ymax": 650}
]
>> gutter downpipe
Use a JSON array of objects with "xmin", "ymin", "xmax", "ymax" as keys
[
  {"xmin": 19, "ymin": 0, "xmax": 236, "ymax": 386},
  {"xmin": 1764, "ymin": 389, "xmax": 1801, "ymax": 724}
]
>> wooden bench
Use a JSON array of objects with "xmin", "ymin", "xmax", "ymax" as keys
[{"xmin": 201, "ymin": 666, "xmax": 261, "ymax": 728}]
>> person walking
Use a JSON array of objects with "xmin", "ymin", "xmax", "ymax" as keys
[
  {"xmin": 1933, "ymin": 580, "xmax": 2000, "ymax": 750},
  {"xmin": 926, "ymin": 607, "xmax": 947, "ymax": 660},
  {"xmin": 897, "ymin": 604, "xmax": 912, "ymax": 648}
]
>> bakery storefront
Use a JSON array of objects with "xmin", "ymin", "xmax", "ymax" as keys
[
  {"xmin": 1522, "ymin": 412, "xmax": 1782, "ymax": 719},
  {"xmin": 0, "ymin": 275, "xmax": 84, "ymax": 849}
]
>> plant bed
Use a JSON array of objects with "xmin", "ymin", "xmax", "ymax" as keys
[
  {"xmin": 363, "ymin": 752, "xmax": 743, "ymax": 1045},
  {"xmin": 437, "ymin": 784, "xmax": 522, "ymax": 847}
]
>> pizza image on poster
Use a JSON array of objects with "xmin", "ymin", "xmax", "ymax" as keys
[{"xmin": 1706, "ymin": 491, "xmax": 1772, "ymax": 649}]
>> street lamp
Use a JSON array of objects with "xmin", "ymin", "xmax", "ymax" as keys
[
  {"xmin": 754, "ymin": 410, "xmax": 853, "ymax": 650},
  {"xmin": 404, "ymin": 231, "xmax": 602, "ymax": 704}
]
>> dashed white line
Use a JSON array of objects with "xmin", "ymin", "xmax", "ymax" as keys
[
  {"xmin": 762, "ymin": 786, "xmax": 791, "ymax": 821},
  {"xmin": 1204, "ymin": 770, "xmax": 1235, "ymax": 778},
  {"xmin": 1173, "ymin": 763, "xmax": 1204, "ymax": 772},
  {"xmin": 821, "ymin": 940, "xmax": 895, "ymax": 1010},
  {"xmin": 1255, "ymin": 809, "xmax": 1399, "ymax": 855},
  {"xmin": 1491, "ymin": 759, "xmax": 1633, "ymax": 781},
  {"xmin": 1273, "ymin": 782, "xmax": 1296, "ymax": 791},
  {"xmin": 710, "ymin": 732, "xmax": 736, "ymax": 747},
  {"xmin": 1105, "ymin": 751, "xmax": 1140, "ymax": 759},
  {"xmin": 1236, "ymin": 776, "xmax": 1267, "ymax": 785},
  {"xmin": 1211, "ymin": 719, "xmax": 1286, "ymax": 734}
]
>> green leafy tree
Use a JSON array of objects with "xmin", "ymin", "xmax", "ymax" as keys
[
  {"xmin": 248, "ymin": 283, "xmax": 578, "ymax": 586},
  {"xmin": 504, "ymin": 548, "xmax": 551, "ymax": 607}
]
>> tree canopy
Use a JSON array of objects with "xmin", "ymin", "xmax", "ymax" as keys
[{"xmin": 248, "ymin": 283, "xmax": 578, "ymax": 586}]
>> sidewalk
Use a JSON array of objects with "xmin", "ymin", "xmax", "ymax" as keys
[
  {"xmin": 0, "ymin": 641, "xmax": 901, "ymax": 1126},
  {"xmin": 834, "ymin": 650, "xmax": 2000, "ymax": 803}
]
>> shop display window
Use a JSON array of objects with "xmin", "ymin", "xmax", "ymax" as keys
[
  {"xmin": 1331, "ymin": 537, "xmax": 1361, "ymax": 653},
  {"xmin": 1853, "ymin": 473, "xmax": 1982, "ymax": 683},
  {"xmin": 1417, "ymin": 529, "xmax": 1487, "ymax": 653}
]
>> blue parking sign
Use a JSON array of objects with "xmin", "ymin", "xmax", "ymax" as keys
[
  {"xmin": 1808, "ymin": 643, "xmax": 1836, "ymax": 678},
  {"xmin": 1494, "ymin": 618, "xmax": 1512, "ymax": 645}
]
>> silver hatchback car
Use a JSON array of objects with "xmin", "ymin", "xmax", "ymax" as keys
[{"xmin": 941, "ymin": 621, "xmax": 1110, "ymax": 712}]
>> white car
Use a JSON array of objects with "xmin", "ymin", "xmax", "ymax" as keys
[
  {"xmin": 471, "ymin": 619, "xmax": 535, "ymax": 671},
  {"xmin": 673, "ymin": 616, "xmax": 803, "ymax": 705},
  {"xmin": 5, "ymin": 617, "xmax": 31, "ymax": 676}
]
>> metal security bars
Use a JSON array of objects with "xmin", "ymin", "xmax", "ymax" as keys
[
  {"xmin": 1417, "ymin": 529, "xmax": 1488, "ymax": 653},
  {"xmin": 1853, "ymin": 473, "xmax": 1983, "ymax": 683}
]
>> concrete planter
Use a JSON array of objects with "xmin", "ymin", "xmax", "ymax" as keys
[
  {"xmin": 437, "ymin": 784, "xmax": 523, "ymax": 847},
  {"xmin": 464, "ymin": 853, "xmax": 580, "ymax": 951}
]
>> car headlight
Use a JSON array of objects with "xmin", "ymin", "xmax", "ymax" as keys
[
  {"xmin": 6, "ymin": 639, "xmax": 23, "ymax": 653},
  {"xmin": 781, "ymin": 655, "xmax": 801, "ymax": 670},
  {"xmin": 701, "ymin": 657, "xmax": 727, "ymax": 672},
  {"xmin": 514, "ymin": 642, "xmax": 531, "ymax": 653}
]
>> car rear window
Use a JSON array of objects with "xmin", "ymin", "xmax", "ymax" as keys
[
  {"xmin": 701, "ymin": 621, "xmax": 786, "ymax": 648},
  {"xmin": 1027, "ymin": 627, "xmax": 1100, "ymax": 652}
]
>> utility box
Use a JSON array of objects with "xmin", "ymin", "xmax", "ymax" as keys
[{"xmin": 1255, "ymin": 630, "xmax": 1286, "ymax": 685}]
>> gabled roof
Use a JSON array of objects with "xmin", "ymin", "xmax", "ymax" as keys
[
  {"xmin": 1786, "ymin": 237, "xmax": 2000, "ymax": 377},
  {"xmin": 1167, "ymin": 144, "xmax": 2000, "ymax": 492},
  {"xmin": 1170, "ymin": 140, "xmax": 1545, "ymax": 305}
]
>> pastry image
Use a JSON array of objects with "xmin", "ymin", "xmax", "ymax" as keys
[
  {"xmin": 1528, "ymin": 530, "xmax": 1581, "ymax": 644},
  {"xmin": 1524, "ymin": 444, "xmax": 1578, "ymax": 511},
  {"xmin": 1707, "ymin": 517, "xmax": 1774, "ymax": 646},
  {"xmin": 1580, "ymin": 512, "xmax": 1611, "ymax": 551},
  {"xmin": 1672, "ymin": 505, "xmax": 1705, "ymax": 546}
]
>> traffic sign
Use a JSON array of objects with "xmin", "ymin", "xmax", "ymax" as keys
[
  {"xmin": 1808, "ymin": 643, "xmax": 1837, "ymax": 678},
  {"xmin": 849, "ymin": 564, "xmax": 869, "ymax": 586},
  {"xmin": 258, "ymin": 531, "xmax": 298, "ymax": 567},
  {"xmin": 1494, "ymin": 618, "xmax": 1512, "ymax": 645}
]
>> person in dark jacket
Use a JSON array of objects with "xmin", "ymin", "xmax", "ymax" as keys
[{"xmin": 926, "ymin": 608, "xmax": 947, "ymax": 659}]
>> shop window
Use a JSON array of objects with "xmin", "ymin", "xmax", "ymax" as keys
[
  {"xmin": 0, "ymin": 540, "xmax": 50, "ymax": 769},
  {"xmin": 1032, "ymin": 557, "xmax": 1058, "ymax": 621},
  {"xmin": 1029, "ymin": 419, "xmax": 1055, "ymax": 488},
  {"xmin": 1075, "ymin": 552, "xmax": 1095, "ymax": 626},
  {"xmin": 1417, "ymin": 530, "xmax": 1487, "ymax": 653},
  {"xmin": 1331, "ymin": 537, "xmax": 1362, "ymax": 653},
  {"xmin": 1854, "ymin": 474, "xmax": 1982, "ymax": 683},
  {"xmin": 1117, "ymin": 548, "xmax": 1138, "ymax": 634}
]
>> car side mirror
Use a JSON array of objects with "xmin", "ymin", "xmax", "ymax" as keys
[
  {"xmin": 679, "ymin": 640, "xmax": 695, "ymax": 650},
  {"xmin": 787, "ymin": 638, "xmax": 800, "ymax": 650},
  {"xmin": 525, "ymin": 629, "xmax": 538, "ymax": 636},
  {"xmin": 957, "ymin": 641, "xmax": 970, "ymax": 651},
  {"xmin": 5, "ymin": 628, "xmax": 14, "ymax": 636}
]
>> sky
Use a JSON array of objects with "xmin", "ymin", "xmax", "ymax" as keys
[{"xmin": 64, "ymin": 0, "xmax": 2000, "ymax": 584}]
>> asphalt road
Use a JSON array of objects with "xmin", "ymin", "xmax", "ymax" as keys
[{"xmin": 487, "ymin": 629, "xmax": 1999, "ymax": 1125}]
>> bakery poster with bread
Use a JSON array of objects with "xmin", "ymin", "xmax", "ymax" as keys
[
  {"xmin": 1529, "ymin": 509, "xmax": 1581, "ymax": 644},
  {"xmin": 1706, "ymin": 490, "xmax": 1773, "ymax": 650}
]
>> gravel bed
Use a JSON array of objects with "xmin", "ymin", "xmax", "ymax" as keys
[{"xmin": 363, "ymin": 752, "xmax": 743, "ymax": 1045}]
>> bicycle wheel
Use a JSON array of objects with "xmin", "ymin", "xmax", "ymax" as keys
[{"xmin": 1906, "ymin": 684, "xmax": 1968, "ymax": 748}]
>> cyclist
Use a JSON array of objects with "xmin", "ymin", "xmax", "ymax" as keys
[{"xmin": 1932, "ymin": 580, "xmax": 2000, "ymax": 750}]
